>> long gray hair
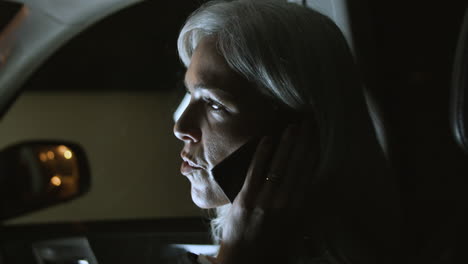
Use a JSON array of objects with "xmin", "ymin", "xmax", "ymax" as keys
[{"xmin": 177, "ymin": 0, "xmax": 400, "ymax": 262}]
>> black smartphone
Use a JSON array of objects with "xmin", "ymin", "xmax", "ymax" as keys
[
  {"xmin": 211, "ymin": 114, "xmax": 311, "ymax": 202},
  {"xmin": 211, "ymin": 138, "xmax": 262, "ymax": 202},
  {"xmin": 210, "ymin": 126, "xmax": 292, "ymax": 202}
]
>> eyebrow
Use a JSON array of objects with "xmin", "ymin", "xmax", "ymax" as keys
[{"xmin": 183, "ymin": 79, "xmax": 225, "ymax": 92}]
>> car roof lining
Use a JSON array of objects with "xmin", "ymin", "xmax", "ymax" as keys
[{"xmin": 0, "ymin": 0, "xmax": 143, "ymax": 119}]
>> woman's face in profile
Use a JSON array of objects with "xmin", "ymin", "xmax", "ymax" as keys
[{"xmin": 173, "ymin": 37, "xmax": 277, "ymax": 208}]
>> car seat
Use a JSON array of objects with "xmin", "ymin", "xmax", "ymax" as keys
[{"xmin": 413, "ymin": 5, "xmax": 468, "ymax": 263}]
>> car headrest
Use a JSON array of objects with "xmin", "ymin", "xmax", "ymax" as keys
[{"xmin": 451, "ymin": 7, "xmax": 468, "ymax": 152}]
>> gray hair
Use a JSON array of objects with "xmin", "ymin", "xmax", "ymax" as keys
[
  {"xmin": 177, "ymin": 0, "xmax": 399, "ymax": 259},
  {"xmin": 178, "ymin": 0, "xmax": 342, "ymax": 110}
]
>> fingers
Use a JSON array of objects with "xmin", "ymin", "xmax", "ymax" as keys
[
  {"xmin": 236, "ymin": 117, "xmax": 318, "ymax": 211},
  {"xmin": 258, "ymin": 124, "xmax": 298, "ymax": 208},
  {"xmin": 275, "ymin": 121, "xmax": 309, "ymax": 206},
  {"xmin": 282, "ymin": 119, "xmax": 318, "ymax": 209},
  {"xmin": 260, "ymin": 118, "xmax": 318, "ymax": 209},
  {"xmin": 237, "ymin": 136, "xmax": 274, "ymax": 208},
  {"xmin": 223, "ymin": 118, "xmax": 318, "ymax": 255}
]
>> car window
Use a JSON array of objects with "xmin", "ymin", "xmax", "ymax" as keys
[{"xmin": 0, "ymin": 1, "xmax": 205, "ymax": 225}]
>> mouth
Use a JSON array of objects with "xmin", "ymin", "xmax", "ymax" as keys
[
  {"xmin": 180, "ymin": 161, "xmax": 202, "ymax": 175},
  {"xmin": 180, "ymin": 153, "xmax": 203, "ymax": 176}
]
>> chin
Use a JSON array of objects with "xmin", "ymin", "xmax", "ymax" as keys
[{"xmin": 191, "ymin": 186, "xmax": 230, "ymax": 209}]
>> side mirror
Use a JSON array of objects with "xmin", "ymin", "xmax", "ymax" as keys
[{"xmin": 0, "ymin": 141, "xmax": 90, "ymax": 221}]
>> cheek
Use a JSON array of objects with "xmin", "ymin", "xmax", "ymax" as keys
[
  {"xmin": 200, "ymin": 108, "xmax": 276, "ymax": 168},
  {"xmin": 202, "ymin": 129, "xmax": 246, "ymax": 169}
]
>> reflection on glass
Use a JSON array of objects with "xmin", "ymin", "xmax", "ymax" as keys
[
  {"xmin": 50, "ymin": 175, "xmax": 62, "ymax": 187},
  {"xmin": 64, "ymin": 150, "xmax": 72, "ymax": 159},
  {"xmin": 47, "ymin": 150, "xmax": 55, "ymax": 160},
  {"xmin": 57, "ymin": 145, "xmax": 68, "ymax": 153},
  {"xmin": 29, "ymin": 145, "xmax": 81, "ymax": 199},
  {"xmin": 39, "ymin": 152, "xmax": 47, "ymax": 162},
  {"xmin": 0, "ymin": 141, "xmax": 89, "ymax": 220}
]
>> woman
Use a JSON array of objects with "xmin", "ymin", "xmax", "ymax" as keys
[{"xmin": 173, "ymin": 1, "xmax": 400, "ymax": 263}]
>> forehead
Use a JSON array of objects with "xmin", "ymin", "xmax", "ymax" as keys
[{"xmin": 184, "ymin": 37, "xmax": 247, "ymax": 93}]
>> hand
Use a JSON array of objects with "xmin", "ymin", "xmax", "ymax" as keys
[{"xmin": 216, "ymin": 119, "xmax": 318, "ymax": 264}]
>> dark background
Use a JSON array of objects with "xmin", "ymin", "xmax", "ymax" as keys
[{"xmin": 348, "ymin": 0, "xmax": 468, "ymax": 260}]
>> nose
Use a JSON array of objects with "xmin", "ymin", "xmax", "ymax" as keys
[{"xmin": 173, "ymin": 102, "xmax": 202, "ymax": 143}]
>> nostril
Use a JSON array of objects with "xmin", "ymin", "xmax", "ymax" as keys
[
  {"xmin": 184, "ymin": 134, "xmax": 199, "ymax": 143},
  {"xmin": 178, "ymin": 132, "xmax": 200, "ymax": 144},
  {"xmin": 173, "ymin": 123, "xmax": 200, "ymax": 143}
]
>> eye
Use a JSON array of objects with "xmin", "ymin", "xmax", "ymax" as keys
[{"xmin": 204, "ymin": 97, "xmax": 225, "ymax": 111}]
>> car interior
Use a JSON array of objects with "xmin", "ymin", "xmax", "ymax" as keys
[{"xmin": 0, "ymin": 0, "xmax": 467, "ymax": 263}]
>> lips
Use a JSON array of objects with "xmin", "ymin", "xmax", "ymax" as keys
[
  {"xmin": 180, "ymin": 152, "xmax": 203, "ymax": 175},
  {"xmin": 181, "ymin": 161, "xmax": 201, "ymax": 175}
]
